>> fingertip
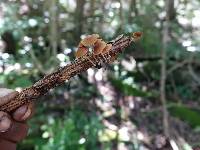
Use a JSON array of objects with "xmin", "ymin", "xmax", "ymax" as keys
[
  {"xmin": 0, "ymin": 88, "xmax": 15, "ymax": 97},
  {"xmin": 21, "ymin": 107, "xmax": 32, "ymax": 121},
  {"xmin": 13, "ymin": 102, "xmax": 34, "ymax": 121},
  {"xmin": 0, "ymin": 90, "xmax": 19, "ymax": 105},
  {"xmin": 0, "ymin": 111, "xmax": 12, "ymax": 132},
  {"xmin": 0, "ymin": 121, "xmax": 29, "ymax": 143},
  {"xmin": 13, "ymin": 105, "xmax": 28, "ymax": 121},
  {"xmin": 28, "ymin": 102, "xmax": 35, "ymax": 118}
]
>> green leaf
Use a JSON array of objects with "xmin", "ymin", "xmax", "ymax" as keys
[
  {"xmin": 169, "ymin": 105, "xmax": 200, "ymax": 128},
  {"xmin": 12, "ymin": 76, "xmax": 32, "ymax": 88},
  {"xmin": 110, "ymin": 78, "xmax": 152, "ymax": 97}
]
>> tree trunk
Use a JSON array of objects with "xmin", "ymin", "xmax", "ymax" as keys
[
  {"xmin": 118, "ymin": 0, "xmax": 124, "ymax": 32},
  {"xmin": 89, "ymin": 0, "xmax": 95, "ymax": 33},
  {"xmin": 166, "ymin": 0, "xmax": 176, "ymax": 21},
  {"xmin": 128, "ymin": 0, "xmax": 138, "ymax": 24},
  {"xmin": 160, "ymin": 0, "xmax": 174, "ymax": 138},
  {"xmin": 74, "ymin": 0, "xmax": 86, "ymax": 42},
  {"xmin": 50, "ymin": 0, "xmax": 58, "ymax": 57}
]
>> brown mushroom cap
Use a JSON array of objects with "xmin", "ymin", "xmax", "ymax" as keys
[
  {"xmin": 81, "ymin": 34, "xmax": 99, "ymax": 47},
  {"xmin": 75, "ymin": 46, "xmax": 88, "ymax": 58},
  {"xmin": 78, "ymin": 42, "xmax": 84, "ymax": 48},
  {"xmin": 102, "ymin": 44, "xmax": 112, "ymax": 54},
  {"xmin": 93, "ymin": 39, "xmax": 107, "ymax": 55},
  {"xmin": 132, "ymin": 32, "xmax": 143, "ymax": 41}
]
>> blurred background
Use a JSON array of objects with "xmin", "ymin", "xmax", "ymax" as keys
[{"xmin": 0, "ymin": 0, "xmax": 200, "ymax": 149}]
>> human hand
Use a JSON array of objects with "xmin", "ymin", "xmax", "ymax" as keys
[{"xmin": 0, "ymin": 88, "xmax": 34, "ymax": 150}]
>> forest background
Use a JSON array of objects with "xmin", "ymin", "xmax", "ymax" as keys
[{"xmin": 0, "ymin": 0, "xmax": 200, "ymax": 149}]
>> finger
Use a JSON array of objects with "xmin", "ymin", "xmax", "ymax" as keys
[
  {"xmin": 0, "ymin": 111, "xmax": 12, "ymax": 132},
  {"xmin": 0, "ymin": 139, "xmax": 16, "ymax": 150},
  {"xmin": 0, "ymin": 121, "xmax": 28, "ymax": 143},
  {"xmin": 26, "ymin": 102, "xmax": 35, "ymax": 119},
  {"xmin": 0, "ymin": 89, "xmax": 19, "ymax": 106},
  {"xmin": 0, "ymin": 88, "xmax": 14, "ymax": 97},
  {"xmin": 13, "ymin": 102, "xmax": 34, "ymax": 122}
]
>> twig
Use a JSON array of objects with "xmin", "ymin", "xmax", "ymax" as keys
[
  {"xmin": 0, "ymin": 35, "xmax": 133, "ymax": 112},
  {"xmin": 29, "ymin": 49, "xmax": 49, "ymax": 74},
  {"xmin": 160, "ymin": 0, "xmax": 171, "ymax": 138},
  {"xmin": 188, "ymin": 55, "xmax": 200, "ymax": 85},
  {"xmin": 141, "ymin": 103, "xmax": 200, "ymax": 113},
  {"xmin": 188, "ymin": 65, "xmax": 200, "ymax": 85},
  {"xmin": 167, "ymin": 60, "xmax": 189, "ymax": 76}
]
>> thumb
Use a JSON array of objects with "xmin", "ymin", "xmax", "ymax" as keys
[{"xmin": 0, "ymin": 88, "xmax": 18, "ymax": 106}]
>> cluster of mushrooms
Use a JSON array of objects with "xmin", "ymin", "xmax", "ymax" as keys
[{"xmin": 75, "ymin": 34, "xmax": 112, "ymax": 59}]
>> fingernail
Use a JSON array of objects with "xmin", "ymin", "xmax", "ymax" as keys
[
  {"xmin": 0, "ymin": 115, "xmax": 11, "ymax": 132},
  {"xmin": 13, "ymin": 105, "xmax": 28, "ymax": 121},
  {"xmin": 21, "ymin": 106, "xmax": 32, "ymax": 121},
  {"xmin": 19, "ymin": 105, "xmax": 28, "ymax": 115}
]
